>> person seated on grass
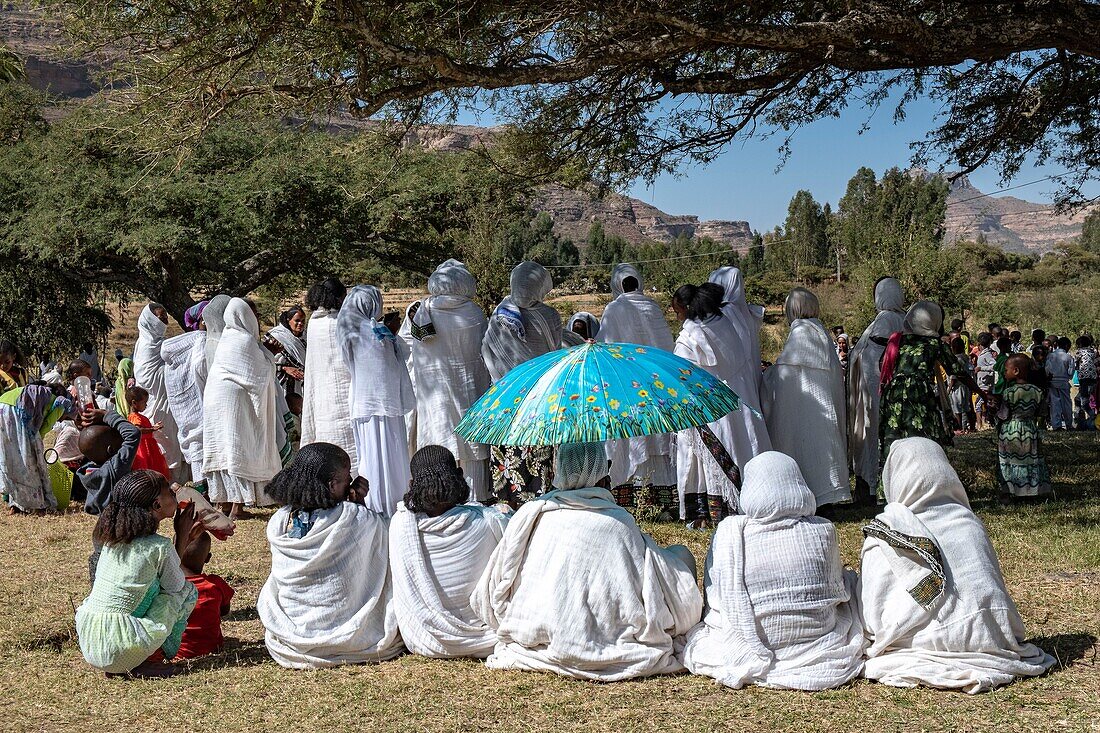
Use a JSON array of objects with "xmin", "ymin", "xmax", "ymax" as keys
[
  {"xmin": 257, "ymin": 442, "xmax": 404, "ymax": 669},
  {"xmin": 678, "ymin": 451, "xmax": 865, "ymax": 690},
  {"xmin": 471, "ymin": 441, "xmax": 702, "ymax": 681},
  {"xmin": 175, "ymin": 531, "xmax": 234, "ymax": 659},
  {"xmin": 390, "ymin": 445, "xmax": 508, "ymax": 659},
  {"xmin": 0, "ymin": 384, "xmax": 75, "ymax": 514},
  {"xmin": 860, "ymin": 437, "xmax": 1056, "ymax": 693},
  {"xmin": 126, "ymin": 386, "xmax": 170, "ymax": 481},
  {"xmin": 75, "ymin": 470, "xmax": 202, "ymax": 679}
]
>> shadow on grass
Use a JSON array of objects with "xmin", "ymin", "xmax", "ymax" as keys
[
  {"xmin": 180, "ymin": 637, "xmax": 272, "ymax": 672},
  {"xmin": 8, "ymin": 624, "xmax": 76, "ymax": 653},
  {"xmin": 1031, "ymin": 632, "xmax": 1098, "ymax": 670},
  {"xmin": 226, "ymin": 605, "xmax": 259, "ymax": 622}
]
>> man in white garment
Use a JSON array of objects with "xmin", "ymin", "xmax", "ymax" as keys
[
  {"xmin": 132, "ymin": 303, "xmax": 187, "ymax": 484},
  {"xmin": 405, "ymin": 260, "xmax": 493, "ymax": 501},
  {"xmin": 598, "ymin": 263, "xmax": 677, "ymax": 514}
]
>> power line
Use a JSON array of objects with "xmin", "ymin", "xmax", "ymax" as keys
[{"xmin": 944, "ymin": 167, "xmax": 1092, "ymax": 209}]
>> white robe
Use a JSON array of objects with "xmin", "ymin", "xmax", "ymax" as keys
[
  {"xmin": 132, "ymin": 306, "xmax": 185, "ymax": 483},
  {"xmin": 600, "ymin": 290, "xmax": 677, "ymax": 489},
  {"xmin": 299, "ymin": 309, "xmax": 357, "ymax": 474},
  {"xmin": 674, "ymin": 317, "xmax": 770, "ymax": 512},
  {"xmin": 389, "ymin": 502, "xmax": 507, "ymax": 658},
  {"xmin": 471, "ymin": 487, "xmax": 702, "ymax": 681},
  {"xmin": 202, "ymin": 299, "xmax": 281, "ymax": 504},
  {"xmin": 162, "ymin": 330, "xmax": 207, "ymax": 483},
  {"xmin": 679, "ymin": 452, "xmax": 864, "ymax": 689},
  {"xmin": 860, "ymin": 438, "xmax": 1055, "ymax": 693},
  {"xmin": 258, "ymin": 502, "xmax": 404, "ymax": 668},
  {"xmin": 763, "ymin": 317, "xmax": 851, "ymax": 507}
]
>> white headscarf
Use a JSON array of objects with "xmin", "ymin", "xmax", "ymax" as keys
[
  {"xmin": 783, "ymin": 288, "xmax": 820, "ymax": 325},
  {"xmin": 903, "ymin": 300, "xmax": 944, "ymax": 338},
  {"xmin": 412, "ymin": 259, "xmax": 478, "ymax": 341},
  {"xmin": 482, "ymin": 261, "xmax": 562, "ymax": 381},
  {"xmin": 203, "ymin": 295, "xmax": 232, "ymax": 370},
  {"xmin": 337, "ymin": 285, "xmax": 415, "ymax": 419},
  {"xmin": 552, "ymin": 442, "xmax": 608, "ymax": 490},
  {"xmin": 708, "ymin": 266, "xmax": 763, "ymax": 372},
  {"xmin": 874, "ymin": 277, "xmax": 906, "ymax": 314},
  {"xmin": 563, "ymin": 311, "xmax": 600, "ymax": 346},
  {"xmin": 268, "ymin": 310, "xmax": 307, "ymax": 367},
  {"xmin": 133, "ymin": 304, "xmax": 167, "ymax": 382},
  {"xmin": 610, "ymin": 263, "xmax": 643, "ymax": 298}
]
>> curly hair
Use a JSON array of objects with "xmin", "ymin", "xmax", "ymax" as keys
[
  {"xmin": 124, "ymin": 385, "xmax": 149, "ymax": 407},
  {"xmin": 305, "ymin": 277, "xmax": 347, "ymax": 311},
  {"xmin": 266, "ymin": 442, "xmax": 349, "ymax": 511},
  {"xmin": 92, "ymin": 470, "xmax": 167, "ymax": 546},
  {"xmin": 404, "ymin": 445, "xmax": 469, "ymax": 515}
]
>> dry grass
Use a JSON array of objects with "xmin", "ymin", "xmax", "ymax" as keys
[{"xmin": 3, "ymin": 436, "xmax": 1098, "ymax": 732}]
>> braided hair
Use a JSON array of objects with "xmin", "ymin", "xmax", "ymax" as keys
[
  {"xmin": 92, "ymin": 470, "xmax": 167, "ymax": 546},
  {"xmin": 266, "ymin": 442, "xmax": 350, "ymax": 511},
  {"xmin": 404, "ymin": 445, "xmax": 469, "ymax": 515}
]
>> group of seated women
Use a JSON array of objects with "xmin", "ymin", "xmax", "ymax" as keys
[{"xmin": 255, "ymin": 437, "xmax": 1054, "ymax": 694}]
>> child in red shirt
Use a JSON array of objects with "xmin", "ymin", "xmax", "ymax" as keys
[
  {"xmin": 125, "ymin": 386, "xmax": 170, "ymax": 480},
  {"xmin": 176, "ymin": 531, "xmax": 234, "ymax": 659}
]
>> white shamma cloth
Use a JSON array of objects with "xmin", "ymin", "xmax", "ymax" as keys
[
  {"xmin": 679, "ymin": 452, "xmax": 865, "ymax": 690},
  {"xmin": 258, "ymin": 502, "xmax": 404, "ymax": 668},
  {"xmin": 300, "ymin": 308, "xmax": 358, "ymax": 473},
  {"xmin": 389, "ymin": 502, "xmax": 508, "ymax": 658},
  {"xmin": 472, "ymin": 443, "xmax": 702, "ymax": 681},
  {"xmin": 133, "ymin": 304, "xmax": 185, "ymax": 482},
  {"xmin": 763, "ymin": 289, "xmax": 851, "ymax": 507},
  {"xmin": 161, "ymin": 330, "xmax": 207, "ymax": 483},
  {"xmin": 860, "ymin": 438, "xmax": 1055, "ymax": 693},
  {"xmin": 481, "ymin": 261, "xmax": 562, "ymax": 381}
]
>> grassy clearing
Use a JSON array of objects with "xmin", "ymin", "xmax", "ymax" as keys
[{"xmin": 2, "ymin": 433, "xmax": 1098, "ymax": 733}]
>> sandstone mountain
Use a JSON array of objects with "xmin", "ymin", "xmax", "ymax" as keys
[{"xmin": 2, "ymin": 6, "xmax": 1091, "ymax": 253}]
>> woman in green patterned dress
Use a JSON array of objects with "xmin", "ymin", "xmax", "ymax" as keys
[
  {"xmin": 997, "ymin": 354, "xmax": 1052, "ymax": 498},
  {"xmin": 879, "ymin": 301, "xmax": 987, "ymax": 463}
]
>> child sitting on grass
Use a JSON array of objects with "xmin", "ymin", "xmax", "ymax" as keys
[
  {"xmin": 76, "ymin": 469, "xmax": 202, "ymax": 678},
  {"xmin": 126, "ymin": 386, "xmax": 170, "ymax": 480},
  {"xmin": 997, "ymin": 353, "xmax": 1052, "ymax": 501},
  {"xmin": 175, "ymin": 531, "xmax": 234, "ymax": 659}
]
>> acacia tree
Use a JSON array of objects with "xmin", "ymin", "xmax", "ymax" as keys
[{"xmin": 59, "ymin": 1, "xmax": 1100, "ymax": 201}]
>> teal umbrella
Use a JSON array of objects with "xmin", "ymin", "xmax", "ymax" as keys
[{"xmin": 456, "ymin": 341, "xmax": 755, "ymax": 446}]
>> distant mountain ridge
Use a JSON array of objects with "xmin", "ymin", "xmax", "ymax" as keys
[{"xmin": 3, "ymin": 6, "xmax": 1091, "ymax": 253}]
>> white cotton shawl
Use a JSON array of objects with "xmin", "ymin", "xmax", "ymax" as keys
[
  {"xmin": 562, "ymin": 311, "xmax": 600, "ymax": 347},
  {"xmin": 299, "ymin": 308, "xmax": 357, "ymax": 469},
  {"xmin": 904, "ymin": 300, "xmax": 944, "ymax": 338},
  {"xmin": 679, "ymin": 452, "xmax": 864, "ymax": 690},
  {"xmin": 709, "ymin": 266, "xmax": 765, "ymax": 373},
  {"xmin": 161, "ymin": 330, "xmax": 207, "ymax": 473},
  {"xmin": 763, "ymin": 293, "xmax": 851, "ymax": 506},
  {"xmin": 471, "ymin": 487, "xmax": 702, "ymax": 681},
  {"xmin": 338, "ymin": 285, "xmax": 415, "ymax": 420},
  {"xmin": 482, "ymin": 262, "xmax": 563, "ymax": 381},
  {"xmin": 267, "ymin": 323, "xmax": 306, "ymax": 367},
  {"xmin": 407, "ymin": 280, "xmax": 490, "ymax": 460},
  {"xmin": 202, "ymin": 299, "xmax": 282, "ymax": 483},
  {"xmin": 202, "ymin": 295, "xmax": 232, "ymax": 371},
  {"xmin": 132, "ymin": 304, "xmax": 183, "ymax": 478},
  {"xmin": 389, "ymin": 502, "xmax": 507, "ymax": 658},
  {"xmin": 259, "ymin": 503, "xmax": 404, "ymax": 668},
  {"xmin": 848, "ymin": 278, "xmax": 906, "ymax": 488},
  {"xmin": 859, "ymin": 438, "xmax": 1055, "ymax": 693}
]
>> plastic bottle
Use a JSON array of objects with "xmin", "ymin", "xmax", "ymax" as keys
[{"xmin": 74, "ymin": 375, "xmax": 95, "ymax": 411}]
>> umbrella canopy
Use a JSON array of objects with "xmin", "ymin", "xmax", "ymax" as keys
[{"xmin": 456, "ymin": 341, "xmax": 751, "ymax": 446}]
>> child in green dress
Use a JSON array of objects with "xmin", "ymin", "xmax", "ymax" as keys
[
  {"xmin": 997, "ymin": 354, "xmax": 1052, "ymax": 500},
  {"xmin": 76, "ymin": 470, "xmax": 202, "ymax": 678}
]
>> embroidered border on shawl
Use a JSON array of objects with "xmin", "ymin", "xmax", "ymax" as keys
[{"xmin": 861, "ymin": 517, "xmax": 946, "ymax": 609}]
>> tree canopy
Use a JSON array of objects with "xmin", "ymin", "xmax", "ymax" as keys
[{"xmin": 59, "ymin": 1, "xmax": 1100, "ymax": 201}]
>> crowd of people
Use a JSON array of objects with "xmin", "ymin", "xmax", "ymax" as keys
[{"xmin": 0, "ymin": 259, "xmax": 1080, "ymax": 693}]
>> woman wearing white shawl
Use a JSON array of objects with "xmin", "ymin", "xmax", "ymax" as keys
[
  {"xmin": 481, "ymin": 262, "xmax": 563, "ymax": 503},
  {"xmin": 561, "ymin": 311, "xmax": 599, "ymax": 347},
  {"xmin": 132, "ymin": 304, "xmax": 186, "ymax": 484},
  {"xmin": 202, "ymin": 295, "xmax": 232, "ymax": 372},
  {"xmin": 762, "ymin": 288, "xmax": 851, "ymax": 508},
  {"xmin": 258, "ymin": 442, "xmax": 403, "ymax": 668},
  {"xmin": 202, "ymin": 298, "xmax": 281, "ymax": 508},
  {"xmin": 709, "ymin": 266, "xmax": 766, "ymax": 377},
  {"xmin": 267, "ymin": 306, "xmax": 307, "ymax": 397},
  {"xmin": 860, "ymin": 438, "xmax": 1055, "ymax": 693},
  {"xmin": 299, "ymin": 278, "xmax": 358, "ymax": 474},
  {"xmin": 389, "ymin": 445, "xmax": 507, "ymax": 658},
  {"xmin": 338, "ymin": 285, "xmax": 415, "ymax": 517},
  {"xmin": 848, "ymin": 278, "xmax": 906, "ymax": 499},
  {"xmin": 405, "ymin": 260, "xmax": 493, "ymax": 500},
  {"xmin": 599, "ymin": 264, "xmax": 678, "ymax": 512},
  {"xmin": 161, "ymin": 328, "xmax": 207, "ymax": 486},
  {"xmin": 679, "ymin": 452, "xmax": 864, "ymax": 690},
  {"xmin": 673, "ymin": 284, "xmax": 771, "ymax": 525},
  {"xmin": 471, "ymin": 442, "xmax": 702, "ymax": 681}
]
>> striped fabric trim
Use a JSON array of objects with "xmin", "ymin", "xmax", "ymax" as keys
[{"xmin": 862, "ymin": 517, "xmax": 946, "ymax": 609}]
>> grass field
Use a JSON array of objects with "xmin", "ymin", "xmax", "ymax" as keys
[{"xmin": 2, "ymin": 432, "xmax": 1098, "ymax": 733}]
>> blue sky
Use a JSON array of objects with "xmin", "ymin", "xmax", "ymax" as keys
[{"xmin": 458, "ymin": 93, "xmax": 1096, "ymax": 233}]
